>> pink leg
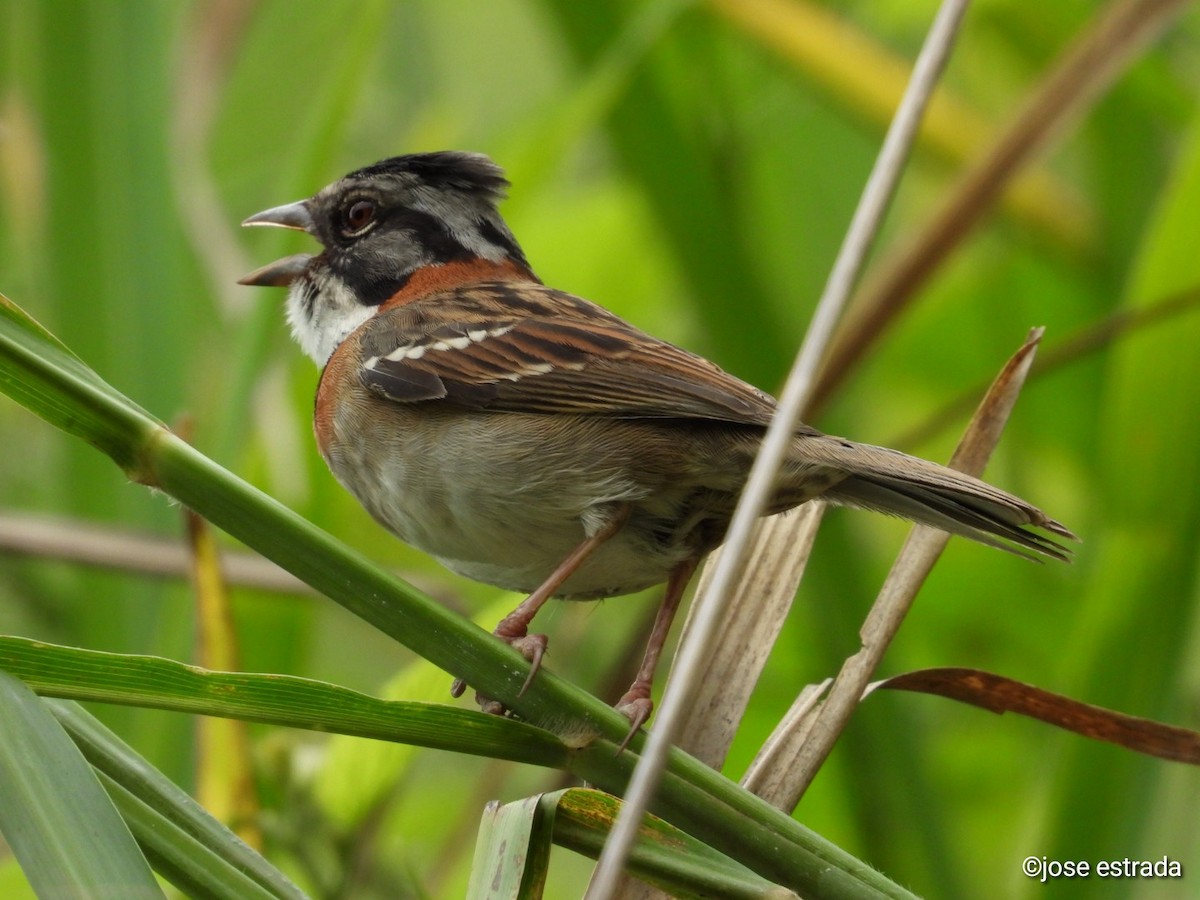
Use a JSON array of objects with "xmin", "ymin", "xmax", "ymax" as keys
[
  {"xmin": 451, "ymin": 507, "xmax": 630, "ymax": 706},
  {"xmin": 614, "ymin": 556, "xmax": 700, "ymax": 752}
]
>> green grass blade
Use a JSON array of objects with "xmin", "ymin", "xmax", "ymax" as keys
[
  {"xmin": 96, "ymin": 773, "xmax": 288, "ymax": 900},
  {"xmin": 1, "ymin": 636, "xmax": 566, "ymax": 767},
  {"xmin": 0, "ymin": 672, "xmax": 163, "ymax": 899},
  {"xmin": 551, "ymin": 788, "xmax": 797, "ymax": 900},
  {"xmin": 51, "ymin": 702, "xmax": 308, "ymax": 900},
  {"xmin": 0, "ymin": 295, "xmax": 160, "ymax": 473},
  {"xmin": 467, "ymin": 788, "xmax": 797, "ymax": 900}
]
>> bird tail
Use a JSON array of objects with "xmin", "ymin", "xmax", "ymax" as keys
[{"xmin": 796, "ymin": 436, "xmax": 1077, "ymax": 561}]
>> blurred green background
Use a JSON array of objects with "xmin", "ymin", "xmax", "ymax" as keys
[{"xmin": 2, "ymin": 1, "xmax": 1199, "ymax": 897}]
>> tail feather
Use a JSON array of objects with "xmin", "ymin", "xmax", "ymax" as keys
[{"xmin": 800, "ymin": 438, "xmax": 1077, "ymax": 561}]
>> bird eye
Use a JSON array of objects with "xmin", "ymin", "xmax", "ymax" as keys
[{"xmin": 343, "ymin": 199, "xmax": 377, "ymax": 234}]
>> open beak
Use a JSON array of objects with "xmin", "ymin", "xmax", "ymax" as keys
[
  {"xmin": 238, "ymin": 200, "xmax": 316, "ymax": 287},
  {"xmin": 238, "ymin": 253, "xmax": 312, "ymax": 287}
]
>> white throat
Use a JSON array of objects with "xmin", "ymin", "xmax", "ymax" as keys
[{"xmin": 286, "ymin": 272, "xmax": 376, "ymax": 366}]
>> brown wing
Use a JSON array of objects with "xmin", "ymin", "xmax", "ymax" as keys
[{"xmin": 356, "ymin": 281, "xmax": 780, "ymax": 426}]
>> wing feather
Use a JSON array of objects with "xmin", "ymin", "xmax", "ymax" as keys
[{"xmin": 357, "ymin": 282, "xmax": 779, "ymax": 425}]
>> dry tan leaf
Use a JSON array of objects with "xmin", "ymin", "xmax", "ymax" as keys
[
  {"xmin": 671, "ymin": 505, "xmax": 824, "ymax": 769},
  {"xmin": 754, "ymin": 327, "xmax": 1049, "ymax": 810}
]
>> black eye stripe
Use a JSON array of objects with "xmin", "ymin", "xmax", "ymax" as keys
[{"xmin": 391, "ymin": 208, "xmax": 473, "ymax": 260}]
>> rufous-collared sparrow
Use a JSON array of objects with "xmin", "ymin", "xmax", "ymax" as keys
[{"xmin": 240, "ymin": 151, "xmax": 1074, "ymax": 739}]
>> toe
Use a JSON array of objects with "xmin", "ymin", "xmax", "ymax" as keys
[
  {"xmin": 510, "ymin": 632, "xmax": 548, "ymax": 664},
  {"xmin": 478, "ymin": 694, "xmax": 509, "ymax": 717}
]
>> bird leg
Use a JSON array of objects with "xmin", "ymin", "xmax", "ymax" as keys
[
  {"xmin": 451, "ymin": 506, "xmax": 630, "ymax": 711},
  {"xmin": 614, "ymin": 556, "xmax": 700, "ymax": 753}
]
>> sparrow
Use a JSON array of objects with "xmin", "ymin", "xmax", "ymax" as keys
[{"xmin": 239, "ymin": 151, "xmax": 1075, "ymax": 743}]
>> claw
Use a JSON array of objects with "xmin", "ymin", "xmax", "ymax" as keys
[
  {"xmin": 614, "ymin": 687, "xmax": 653, "ymax": 755},
  {"xmin": 513, "ymin": 633, "xmax": 548, "ymax": 696},
  {"xmin": 450, "ymin": 630, "xmax": 548, "ymax": 715}
]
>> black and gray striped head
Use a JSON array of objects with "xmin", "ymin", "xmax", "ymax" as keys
[{"xmin": 239, "ymin": 151, "xmax": 533, "ymax": 364}]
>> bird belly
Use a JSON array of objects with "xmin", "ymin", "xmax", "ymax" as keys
[{"xmin": 321, "ymin": 408, "xmax": 697, "ymax": 597}]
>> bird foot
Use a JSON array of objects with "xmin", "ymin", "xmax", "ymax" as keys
[
  {"xmin": 614, "ymin": 683, "xmax": 654, "ymax": 754},
  {"xmin": 450, "ymin": 628, "xmax": 548, "ymax": 717}
]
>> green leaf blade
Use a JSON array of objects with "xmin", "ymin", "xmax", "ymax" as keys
[
  {"xmin": 52, "ymin": 703, "xmax": 309, "ymax": 900},
  {"xmin": 1, "ymin": 636, "xmax": 567, "ymax": 767},
  {"xmin": 0, "ymin": 672, "xmax": 164, "ymax": 899}
]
